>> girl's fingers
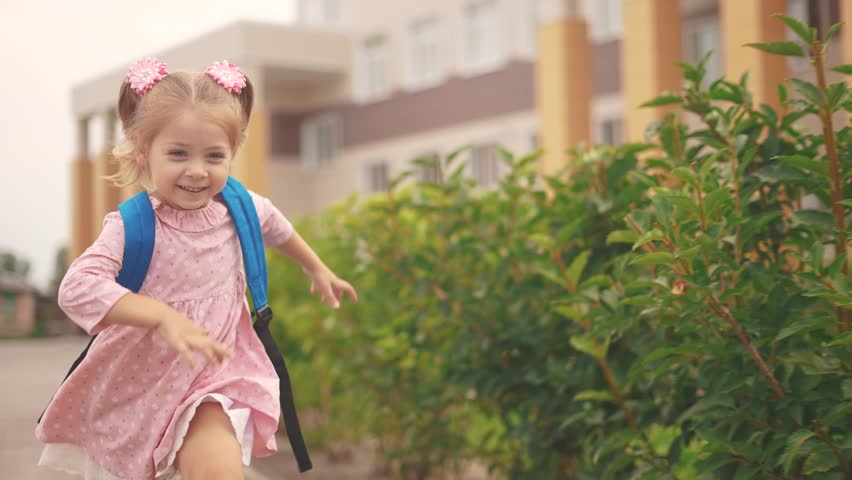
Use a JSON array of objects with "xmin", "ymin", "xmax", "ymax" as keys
[
  {"xmin": 343, "ymin": 282, "xmax": 358, "ymax": 302},
  {"xmin": 334, "ymin": 280, "xmax": 358, "ymax": 303},
  {"xmin": 325, "ymin": 288, "xmax": 340, "ymax": 308},
  {"xmin": 176, "ymin": 342, "xmax": 196, "ymax": 370},
  {"xmin": 213, "ymin": 342, "xmax": 234, "ymax": 361}
]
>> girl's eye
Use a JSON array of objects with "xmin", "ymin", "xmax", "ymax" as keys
[
  {"xmin": 168, "ymin": 150, "xmax": 188, "ymax": 158},
  {"xmin": 208, "ymin": 152, "xmax": 226, "ymax": 162}
]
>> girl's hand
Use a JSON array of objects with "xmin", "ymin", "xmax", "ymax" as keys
[
  {"xmin": 156, "ymin": 311, "xmax": 234, "ymax": 369},
  {"xmin": 306, "ymin": 266, "xmax": 358, "ymax": 309}
]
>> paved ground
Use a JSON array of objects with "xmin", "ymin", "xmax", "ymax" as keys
[
  {"xmin": 1, "ymin": 337, "xmax": 488, "ymax": 480},
  {"xmin": 0, "ymin": 337, "xmax": 379, "ymax": 480}
]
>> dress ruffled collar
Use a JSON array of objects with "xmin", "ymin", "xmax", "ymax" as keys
[{"xmin": 148, "ymin": 193, "xmax": 228, "ymax": 232}]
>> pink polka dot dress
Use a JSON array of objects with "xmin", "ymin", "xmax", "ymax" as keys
[{"xmin": 35, "ymin": 191, "xmax": 294, "ymax": 480}]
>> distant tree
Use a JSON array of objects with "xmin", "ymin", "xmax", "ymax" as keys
[
  {"xmin": 0, "ymin": 251, "xmax": 31, "ymax": 279},
  {"xmin": 48, "ymin": 246, "xmax": 68, "ymax": 295}
]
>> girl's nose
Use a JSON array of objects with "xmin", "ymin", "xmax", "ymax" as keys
[{"xmin": 185, "ymin": 160, "xmax": 208, "ymax": 178}]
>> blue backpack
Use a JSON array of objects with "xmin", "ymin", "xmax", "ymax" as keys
[{"xmin": 40, "ymin": 177, "xmax": 312, "ymax": 473}]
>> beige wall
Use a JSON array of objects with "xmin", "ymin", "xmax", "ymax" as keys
[
  {"xmin": 340, "ymin": 0, "xmax": 537, "ymax": 96},
  {"xmin": 267, "ymin": 109, "xmax": 538, "ymax": 217}
]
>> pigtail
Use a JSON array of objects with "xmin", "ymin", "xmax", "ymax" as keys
[
  {"xmin": 117, "ymin": 81, "xmax": 141, "ymax": 131},
  {"xmin": 237, "ymin": 75, "xmax": 254, "ymax": 129}
]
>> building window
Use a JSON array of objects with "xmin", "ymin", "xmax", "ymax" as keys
[
  {"xmin": 525, "ymin": 0, "xmax": 548, "ymax": 56},
  {"xmin": 687, "ymin": 19, "xmax": 722, "ymax": 84},
  {"xmin": 364, "ymin": 161, "xmax": 389, "ymax": 193},
  {"xmin": 300, "ymin": 114, "xmax": 341, "ymax": 170},
  {"xmin": 597, "ymin": 118, "xmax": 624, "ymax": 145},
  {"xmin": 788, "ymin": 0, "xmax": 840, "ymax": 40},
  {"xmin": 408, "ymin": 16, "xmax": 443, "ymax": 89},
  {"xmin": 356, "ymin": 34, "xmax": 389, "ymax": 101},
  {"xmin": 591, "ymin": 0, "xmax": 623, "ymax": 42},
  {"xmin": 786, "ymin": 0, "xmax": 839, "ymax": 71},
  {"xmin": 298, "ymin": 0, "xmax": 338, "ymax": 26},
  {"xmin": 530, "ymin": 131, "xmax": 540, "ymax": 151},
  {"xmin": 415, "ymin": 152, "xmax": 442, "ymax": 183},
  {"xmin": 464, "ymin": 0, "xmax": 503, "ymax": 73},
  {"xmin": 469, "ymin": 144, "xmax": 501, "ymax": 187}
]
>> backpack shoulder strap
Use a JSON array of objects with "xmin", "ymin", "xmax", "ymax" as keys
[
  {"xmin": 219, "ymin": 176, "xmax": 269, "ymax": 312},
  {"xmin": 116, "ymin": 191, "xmax": 156, "ymax": 292},
  {"xmin": 220, "ymin": 176, "xmax": 313, "ymax": 472},
  {"xmin": 39, "ymin": 190, "xmax": 155, "ymax": 425}
]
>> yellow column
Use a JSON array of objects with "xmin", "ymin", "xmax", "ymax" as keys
[
  {"xmin": 232, "ymin": 66, "xmax": 268, "ymax": 195},
  {"xmin": 91, "ymin": 110, "xmax": 122, "ymax": 240},
  {"xmin": 535, "ymin": 1, "xmax": 591, "ymax": 177},
  {"xmin": 233, "ymin": 110, "xmax": 269, "ymax": 196},
  {"xmin": 69, "ymin": 117, "xmax": 94, "ymax": 263},
  {"xmin": 843, "ymin": 1, "xmax": 852, "ymax": 67},
  {"xmin": 721, "ymin": 0, "xmax": 787, "ymax": 112},
  {"xmin": 622, "ymin": 0, "xmax": 683, "ymax": 143}
]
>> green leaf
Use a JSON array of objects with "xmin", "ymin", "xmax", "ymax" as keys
[
  {"xmin": 791, "ymin": 209, "xmax": 836, "ymax": 229},
  {"xmin": 703, "ymin": 187, "xmax": 732, "ymax": 217},
  {"xmin": 673, "ymin": 166, "xmax": 698, "ymax": 186},
  {"xmin": 745, "ymin": 40, "xmax": 805, "ymax": 57},
  {"xmin": 632, "ymin": 229, "xmax": 664, "ymax": 251},
  {"xmin": 827, "ymin": 331, "xmax": 852, "ymax": 347},
  {"xmin": 739, "ymin": 212, "xmax": 783, "ymax": 244},
  {"xmin": 570, "ymin": 335, "xmax": 607, "ymax": 359},
  {"xmin": 780, "ymin": 430, "xmax": 817, "ymax": 472},
  {"xmin": 606, "ymin": 229, "xmax": 639, "ymax": 245},
  {"xmin": 778, "ymin": 83, "xmax": 788, "ymax": 105},
  {"xmin": 826, "ymin": 82, "xmax": 848, "ymax": 111},
  {"xmin": 529, "ymin": 233, "xmax": 554, "ymax": 251},
  {"xmin": 629, "ymin": 252, "xmax": 675, "ymax": 266},
  {"xmin": 734, "ymin": 465, "xmax": 760, "ymax": 480},
  {"xmin": 802, "ymin": 448, "xmax": 838, "ymax": 474},
  {"xmin": 832, "ymin": 64, "xmax": 852, "ymax": 75},
  {"xmin": 574, "ymin": 389, "xmax": 614, "ymax": 402},
  {"xmin": 552, "ymin": 304, "xmax": 585, "ymax": 325},
  {"xmin": 774, "ymin": 14, "xmax": 815, "ymax": 44},
  {"xmin": 774, "ymin": 154, "xmax": 829, "ymax": 176},
  {"xmin": 566, "ymin": 250, "xmax": 591, "ymax": 288},
  {"xmin": 790, "ymin": 78, "xmax": 824, "ymax": 106},
  {"xmin": 646, "ymin": 424, "xmax": 681, "ymax": 457},
  {"xmin": 555, "ymin": 218, "xmax": 585, "ymax": 245},
  {"xmin": 774, "ymin": 317, "xmax": 828, "ymax": 342},
  {"xmin": 823, "ymin": 402, "xmax": 852, "ymax": 427},
  {"xmin": 697, "ymin": 429, "xmax": 736, "ymax": 452},
  {"xmin": 823, "ymin": 22, "xmax": 843, "ymax": 43},
  {"xmin": 651, "ymin": 193, "xmax": 674, "ymax": 225},
  {"xmin": 754, "ymin": 162, "xmax": 809, "ymax": 182},
  {"xmin": 842, "ymin": 379, "xmax": 852, "ymax": 400},
  {"xmin": 641, "ymin": 92, "xmax": 683, "ymax": 107}
]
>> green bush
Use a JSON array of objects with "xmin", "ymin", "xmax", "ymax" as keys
[{"xmin": 269, "ymin": 16, "xmax": 851, "ymax": 479}]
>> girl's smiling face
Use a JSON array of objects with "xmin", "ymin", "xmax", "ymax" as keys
[{"xmin": 141, "ymin": 109, "xmax": 233, "ymax": 210}]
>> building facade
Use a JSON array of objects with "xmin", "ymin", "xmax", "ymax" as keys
[
  {"xmin": 0, "ymin": 273, "xmax": 38, "ymax": 337},
  {"xmin": 67, "ymin": 0, "xmax": 849, "ymax": 262}
]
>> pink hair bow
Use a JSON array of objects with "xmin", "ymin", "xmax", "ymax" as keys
[
  {"xmin": 205, "ymin": 60, "xmax": 247, "ymax": 94},
  {"xmin": 126, "ymin": 57, "xmax": 169, "ymax": 95}
]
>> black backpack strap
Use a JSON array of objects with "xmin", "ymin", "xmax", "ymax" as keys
[
  {"xmin": 253, "ymin": 307, "xmax": 313, "ymax": 472},
  {"xmin": 221, "ymin": 177, "xmax": 312, "ymax": 473}
]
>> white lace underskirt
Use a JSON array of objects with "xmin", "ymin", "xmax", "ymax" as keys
[{"xmin": 38, "ymin": 393, "xmax": 254, "ymax": 479}]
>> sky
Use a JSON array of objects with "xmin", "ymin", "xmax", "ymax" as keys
[{"xmin": 0, "ymin": 0, "xmax": 296, "ymax": 290}]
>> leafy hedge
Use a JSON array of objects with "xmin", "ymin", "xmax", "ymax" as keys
[{"xmin": 269, "ymin": 16, "xmax": 851, "ymax": 479}]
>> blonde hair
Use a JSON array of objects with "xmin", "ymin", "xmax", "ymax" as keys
[{"xmin": 109, "ymin": 70, "xmax": 254, "ymax": 189}]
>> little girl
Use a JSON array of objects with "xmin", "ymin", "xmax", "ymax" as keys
[{"xmin": 35, "ymin": 57, "xmax": 357, "ymax": 480}]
